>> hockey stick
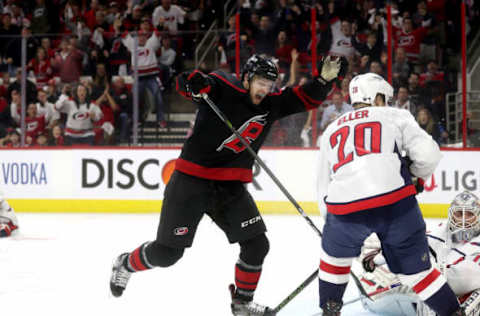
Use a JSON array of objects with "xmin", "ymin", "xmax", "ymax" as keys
[
  {"xmin": 199, "ymin": 93, "xmax": 372, "ymax": 312},
  {"xmin": 272, "ymin": 269, "xmax": 318, "ymax": 313}
]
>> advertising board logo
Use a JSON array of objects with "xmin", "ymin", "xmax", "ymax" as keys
[
  {"xmin": 423, "ymin": 170, "xmax": 480, "ymax": 193},
  {"xmin": 82, "ymin": 158, "xmax": 160, "ymax": 189}
]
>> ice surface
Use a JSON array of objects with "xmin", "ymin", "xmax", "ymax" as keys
[{"xmin": 0, "ymin": 213, "xmax": 442, "ymax": 316}]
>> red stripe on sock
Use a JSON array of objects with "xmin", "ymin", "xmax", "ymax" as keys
[
  {"xmin": 129, "ymin": 246, "xmax": 148, "ymax": 271},
  {"xmin": 319, "ymin": 261, "xmax": 351, "ymax": 275},
  {"xmin": 474, "ymin": 255, "xmax": 480, "ymax": 263},
  {"xmin": 413, "ymin": 269, "xmax": 441, "ymax": 294},
  {"xmin": 235, "ymin": 266, "xmax": 261, "ymax": 284}
]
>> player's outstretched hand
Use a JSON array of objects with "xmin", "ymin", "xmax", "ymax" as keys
[
  {"xmin": 185, "ymin": 71, "xmax": 212, "ymax": 98},
  {"xmin": 362, "ymin": 249, "xmax": 381, "ymax": 273},
  {"xmin": 317, "ymin": 56, "xmax": 347, "ymax": 84}
]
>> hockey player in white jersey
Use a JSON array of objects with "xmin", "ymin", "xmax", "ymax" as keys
[
  {"xmin": 359, "ymin": 190, "xmax": 480, "ymax": 315},
  {"xmin": 316, "ymin": 73, "xmax": 465, "ymax": 315},
  {"xmin": 0, "ymin": 189, "xmax": 19, "ymax": 237}
]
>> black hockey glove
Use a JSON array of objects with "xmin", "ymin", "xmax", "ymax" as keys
[
  {"xmin": 362, "ymin": 249, "xmax": 381, "ymax": 273},
  {"xmin": 185, "ymin": 71, "xmax": 213, "ymax": 99},
  {"xmin": 316, "ymin": 55, "xmax": 348, "ymax": 85}
]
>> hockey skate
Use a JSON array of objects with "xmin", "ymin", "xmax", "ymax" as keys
[
  {"xmin": 229, "ymin": 284, "xmax": 276, "ymax": 316},
  {"xmin": 110, "ymin": 253, "xmax": 131, "ymax": 297}
]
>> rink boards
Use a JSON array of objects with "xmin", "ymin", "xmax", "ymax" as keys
[{"xmin": 0, "ymin": 147, "xmax": 475, "ymax": 217}]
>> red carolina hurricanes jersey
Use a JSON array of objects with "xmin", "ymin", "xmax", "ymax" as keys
[{"xmin": 175, "ymin": 70, "xmax": 331, "ymax": 182}]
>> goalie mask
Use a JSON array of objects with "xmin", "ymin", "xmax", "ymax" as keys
[
  {"xmin": 448, "ymin": 191, "xmax": 480, "ymax": 242},
  {"xmin": 349, "ymin": 73, "xmax": 393, "ymax": 107}
]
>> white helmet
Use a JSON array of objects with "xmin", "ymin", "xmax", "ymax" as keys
[
  {"xmin": 349, "ymin": 73, "xmax": 394, "ymax": 106},
  {"xmin": 448, "ymin": 191, "xmax": 480, "ymax": 242}
]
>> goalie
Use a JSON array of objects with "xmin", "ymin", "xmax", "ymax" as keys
[
  {"xmin": 0, "ymin": 190, "xmax": 19, "ymax": 237},
  {"xmin": 358, "ymin": 191, "xmax": 480, "ymax": 315}
]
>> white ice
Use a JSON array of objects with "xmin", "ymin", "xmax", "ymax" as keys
[{"xmin": 0, "ymin": 213, "xmax": 442, "ymax": 316}]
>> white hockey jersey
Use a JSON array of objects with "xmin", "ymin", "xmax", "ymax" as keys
[
  {"xmin": 317, "ymin": 106, "xmax": 441, "ymax": 216},
  {"xmin": 427, "ymin": 223, "xmax": 480, "ymax": 296},
  {"xmin": 122, "ymin": 32, "xmax": 161, "ymax": 77},
  {"xmin": 55, "ymin": 94, "xmax": 103, "ymax": 138}
]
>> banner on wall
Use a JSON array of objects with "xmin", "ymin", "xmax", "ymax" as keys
[{"xmin": 0, "ymin": 148, "xmax": 476, "ymax": 215}]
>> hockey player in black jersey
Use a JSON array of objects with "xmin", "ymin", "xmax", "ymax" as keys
[{"xmin": 110, "ymin": 54, "xmax": 345, "ymax": 315}]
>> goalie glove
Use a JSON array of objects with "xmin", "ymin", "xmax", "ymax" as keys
[{"xmin": 316, "ymin": 55, "xmax": 347, "ymax": 85}]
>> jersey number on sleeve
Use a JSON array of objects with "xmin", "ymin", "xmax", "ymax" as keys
[{"xmin": 330, "ymin": 122, "xmax": 382, "ymax": 172}]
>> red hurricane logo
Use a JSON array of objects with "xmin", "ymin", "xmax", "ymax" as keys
[
  {"xmin": 216, "ymin": 114, "xmax": 268, "ymax": 153},
  {"xmin": 73, "ymin": 112, "xmax": 90, "ymax": 120},
  {"xmin": 174, "ymin": 227, "xmax": 188, "ymax": 236}
]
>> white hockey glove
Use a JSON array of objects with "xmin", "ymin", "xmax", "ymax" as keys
[{"xmin": 317, "ymin": 56, "xmax": 346, "ymax": 85}]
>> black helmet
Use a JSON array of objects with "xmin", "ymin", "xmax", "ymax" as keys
[{"xmin": 242, "ymin": 54, "xmax": 279, "ymax": 82}]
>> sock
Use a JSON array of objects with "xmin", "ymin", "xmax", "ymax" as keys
[
  {"xmin": 234, "ymin": 258, "xmax": 262, "ymax": 302},
  {"xmin": 318, "ymin": 279, "xmax": 348, "ymax": 308},
  {"xmin": 411, "ymin": 268, "xmax": 460, "ymax": 316},
  {"xmin": 124, "ymin": 242, "xmax": 155, "ymax": 272}
]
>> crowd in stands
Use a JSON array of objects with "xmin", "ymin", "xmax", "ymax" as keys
[{"xmin": 0, "ymin": 0, "xmax": 479, "ymax": 147}]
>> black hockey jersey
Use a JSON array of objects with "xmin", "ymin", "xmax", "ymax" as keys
[{"xmin": 175, "ymin": 70, "xmax": 331, "ymax": 182}]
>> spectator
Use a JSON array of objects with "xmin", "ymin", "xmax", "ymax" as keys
[
  {"xmin": 7, "ymin": 68, "xmax": 37, "ymax": 103},
  {"xmin": 393, "ymin": 86, "xmax": 416, "ymax": 115},
  {"xmin": 37, "ymin": 89, "xmax": 60, "ymax": 129},
  {"xmin": 351, "ymin": 23, "xmax": 384, "ymax": 63},
  {"xmin": 158, "ymin": 36, "xmax": 176, "ymax": 87},
  {"xmin": 30, "ymin": 0, "xmax": 51, "ymax": 34},
  {"xmin": 152, "ymin": 0, "xmax": 186, "ymax": 34},
  {"xmin": 35, "ymin": 132, "xmax": 48, "ymax": 146},
  {"xmin": 121, "ymin": 29, "xmax": 167, "ymax": 127},
  {"xmin": 407, "ymin": 73, "xmax": 422, "ymax": 105},
  {"xmin": 106, "ymin": 1, "xmax": 121, "ymax": 25},
  {"xmin": 55, "ymin": 84, "xmax": 103, "ymax": 145},
  {"xmin": 0, "ymin": 128, "xmax": 20, "ymax": 147},
  {"xmin": 108, "ymin": 16, "xmax": 130, "ymax": 76},
  {"xmin": 274, "ymin": 30, "xmax": 295, "ymax": 74},
  {"xmin": 25, "ymin": 102, "xmax": 46, "ymax": 142},
  {"xmin": 110, "ymin": 76, "xmax": 132, "ymax": 143},
  {"xmin": 319, "ymin": 91, "xmax": 353, "ymax": 131},
  {"xmin": 123, "ymin": 4, "xmax": 143, "ymax": 31},
  {"xmin": 48, "ymin": 124, "xmax": 64, "ymax": 146},
  {"xmin": 84, "ymin": 0, "xmax": 100, "ymax": 30},
  {"xmin": 419, "ymin": 60, "xmax": 445, "ymax": 87},
  {"xmin": 40, "ymin": 37, "xmax": 55, "ymax": 59},
  {"xmin": 94, "ymin": 79, "xmax": 118, "ymax": 145},
  {"xmin": 51, "ymin": 37, "xmax": 84, "ymax": 84},
  {"xmin": 0, "ymin": 92, "xmax": 12, "ymax": 137},
  {"xmin": 0, "ymin": 14, "xmax": 21, "ymax": 71},
  {"xmin": 415, "ymin": 107, "xmax": 445, "ymax": 145},
  {"xmin": 27, "ymin": 47, "xmax": 53, "ymax": 88},
  {"xmin": 328, "ymin": 18, "xmax": 357, "ymax": 59},
  {"xmin": 91, "ymin": 63, "xmax": 110, "ymax": 99},
  {"xmin": 253, "ymin": 15, "xmax": 277, "ymax": 56},
  {"xmin": 393, "ymin": 16, "xmax": 429, "ymax": 71},
  {"xmin": 369, "ymin": 60, "xmax": 384, "ymax": 77},
  {"xmin": 392, "ymin": 47, "xmax": 411, "ymax": 87}
]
